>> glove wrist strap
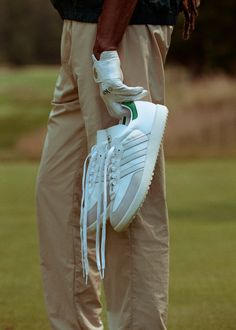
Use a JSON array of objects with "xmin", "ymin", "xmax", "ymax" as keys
[{"xmin": 92, "ymin": 51, "xmax": 123, "ymax": 83}]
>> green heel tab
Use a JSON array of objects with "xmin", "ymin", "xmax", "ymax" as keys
[{"xmin": 122, "ymin": 101, "xmax": 138, "ymax": 120}]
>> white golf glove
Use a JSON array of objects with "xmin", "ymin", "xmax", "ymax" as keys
[{"xmin": 92, "ymin": 51, "xmax": 148, "ymax": 118}]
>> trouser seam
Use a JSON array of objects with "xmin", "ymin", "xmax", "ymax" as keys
[
  {"xmin": 130, "ymin": 224, "xmax": 135, "ymax": 330},
  {"xmin": 70, "ymin": 160, "xmax": 86, "ymax": 329},
  {"xmin": 70, "ymin": 155, "xmax": 101, "ymax": 330}
]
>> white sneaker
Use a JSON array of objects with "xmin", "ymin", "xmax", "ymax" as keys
[
  {"xmin": 106, "ymin": 100, "xmax": 168, "ymax": 232},
  {"xmin": 80, "ymin": 100, "xmax": 168, "ymax": 280}
]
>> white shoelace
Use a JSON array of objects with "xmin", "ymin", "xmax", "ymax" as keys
[
  {"xmin": 80, "ymin": 138, "xmax": 125, "ymax": 282},
  {"xmin": 80, "ymin": 145, "xmax": 106, "ymax": 283},
  {"xmin": 100, "ymin": 141, "xmax": 124, "ymax": 277}
]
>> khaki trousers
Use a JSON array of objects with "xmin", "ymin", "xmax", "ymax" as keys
[{"xmin": 36, "ymin": 20, "xmax": 172, "ymax": 330}]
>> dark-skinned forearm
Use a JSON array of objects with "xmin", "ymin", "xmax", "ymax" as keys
[{"xmin": 93, "ymin": 0, "xmax": 138, "ymax": 59}]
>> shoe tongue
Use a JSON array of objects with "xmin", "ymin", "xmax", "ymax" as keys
[
  {"xmin": 106, "ymin": 124, "xmax": 127, "ymax": 138},
  {"xmin": 96, "ymin": 129, "xmax": 107, "ymax": 144}
]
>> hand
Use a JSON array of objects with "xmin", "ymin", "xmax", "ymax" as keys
[
  {"xmin": 92, "ymin": 51, "xmax": 148, "ymax": 118},
  {"xmin": 182, "ymin": 0, "xmax": 199, "ymax": 39}
]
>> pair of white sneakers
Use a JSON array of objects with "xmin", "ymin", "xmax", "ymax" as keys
[{"xmin": 80, "ymin": 100, "xmax": 168, "ymax": 281}]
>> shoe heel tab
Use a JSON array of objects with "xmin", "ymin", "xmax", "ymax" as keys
[{"xmin": 122, "ymin": 101, "xmax": 138, "ymax": 121}]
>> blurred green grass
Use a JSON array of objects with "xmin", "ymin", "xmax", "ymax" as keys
[
  {"xmin": 1, "ymin": 66, "xmax": 236, "ymax": 160},
  {"xmin": 0, "ymin": 160, "xmax": 235, "ymax": 330},
  {"xmin": 0, "ymin": 67, "xmax": 57, "ymax": 150}
]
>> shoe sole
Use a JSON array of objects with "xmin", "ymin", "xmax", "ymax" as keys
[{"xmin": 113, "ymin": 105, "xmax": 168, "ymax": 232}]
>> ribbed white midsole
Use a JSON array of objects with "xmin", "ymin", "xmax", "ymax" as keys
[{"xmin": 114, "ymin": 105, "xmax": 168, "ymax": 232}]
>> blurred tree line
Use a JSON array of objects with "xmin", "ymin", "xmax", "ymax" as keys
[{"xmin": 0, "ymin": 0, "xmax": 235, "ymax": 73}]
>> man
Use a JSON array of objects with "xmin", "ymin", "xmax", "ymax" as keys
[{"xmin": 36, "ymin": 1, "xmax": 198, "ymax": 329}]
